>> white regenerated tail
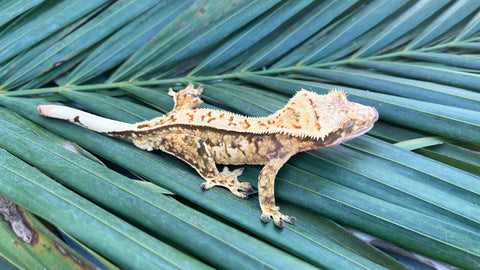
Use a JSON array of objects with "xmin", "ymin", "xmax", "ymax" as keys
[{"xmin": 37, "ymin": 105, "xmax": 135, "ymax": 134}]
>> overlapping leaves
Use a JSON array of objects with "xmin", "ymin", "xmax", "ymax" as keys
[{"xmin": 0, "ymin": 1, "xmax": 479, "ymax": 269}]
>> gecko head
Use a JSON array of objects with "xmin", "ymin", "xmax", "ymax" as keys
[
  {"xmin": 334, "ymin": 92, "xmax": 378, "ymax": 142},
  {"xmin": 274, "ymin": 89, "xmax": 378, "ymax": 142},
  {"xmin": 316, "ymin": 89, "xmax": 378, "ymax": 143}
]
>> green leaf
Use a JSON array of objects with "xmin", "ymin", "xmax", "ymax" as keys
[
  {"xmin": 0, "ymin": 148, "xmax": 210, "ymax": 270},
  {"xmin": 406, "ymin": 0, "xmax": 480, "ymax": 50},
  {"xmin": 0, "ymin": 17, "xmax": 85, "ymax": 84},
  {"xmin": 394, "ymin": 136, "xmax": 456, "ymax": 150},
  {"xmin": 189, "ymin": 0, "xmax": 313, "ymax": 76},
  {"xmin": 2, "ymin": 2, "xmax": 480, "ymax": 268},
  {"xmin": 109, "ymin": 0, "xmax": 279, "ymax": 82},
  {"xmin": 66, "ymin": 1, "xmax": 190, "ymax": 84},
  {"xmin": 296, "ymin": 66, "xmax": 480, "ymax": 110},
  {"xmin": 354, "ymin": 0, "xmax": 450, "ymax": 57},
  {"xmin": 201, "ymin": 83, "xmax": 275, "ymax": 116},
  {"xmin": 455, "ymin": 8, "xmax": 480, "ymax": 40},
  {"xmin": 59, "ymin": 89, "xmax": 160, "ymax": 122},
  {"xmin": 0, "ymin": 0, "xmax": 44, "ymax": 28},
  {"xmin": 277, "ymin": 154, "xmax": 480, "ymax": 269},
  {"xmin": 0, "ymin": 198, "xmax": 102, "ymax": 270},
  {"xmin": 1, "ymin": 0, "xmax": 158, "ymax": 89},
  {"xmin": 0, "ymin": 0, "xmax": 108, "ymax": 65},
  {"xmin": 19, "ymin": 49, "xmax": 93, "ymax": 90},
  {"xmin": 298, "ymin": 0, "xmax": 408, "ymax": 65},
  {"xmin": 370, "ymin": 122, "xmax": 480, "ymax": 174},
  {"xmin": 351, "ymin": 59, "xmax": 480, "ymax": 92},
  {"xmin": 403, "ymin": 52, "xmax": 480, "ymax": 69},
  {"xmin": 237, "ymin": 0, "xmax": 358, "ymax": 71},
  {"xmin": 118, "ymin": 83, "xmax": 177, "ymax": 113}
]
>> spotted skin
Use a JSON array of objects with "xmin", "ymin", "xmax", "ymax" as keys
[{"xmin": 37, "ymin": 83, "xmax": 378, "ymax": 227}]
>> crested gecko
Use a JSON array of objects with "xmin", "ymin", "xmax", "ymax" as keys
[{"xmin": 38, "ymin": 83, "xmax": 378, "ymax": 227}]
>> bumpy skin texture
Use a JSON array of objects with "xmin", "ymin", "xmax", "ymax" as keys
[{"xmin": 38, "ymin": 83, "xmax": 378, "ymax": 227}]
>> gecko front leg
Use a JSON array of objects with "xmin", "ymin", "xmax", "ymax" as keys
[
  {"xmin": 139, "ymin": 133, "xmax": 253, "ymax": 198},
  {"xmin": 258, "ymin": 154, "xmax": 296, "ymax": 227}
]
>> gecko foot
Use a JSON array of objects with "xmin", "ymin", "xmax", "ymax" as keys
[
  {"xmin": 201, "ymin": 167, "xmax": 253, "ymax": 199},
  {"xmin": 260, "ymin": 209, "xmax": 296, "ymax": 227}
]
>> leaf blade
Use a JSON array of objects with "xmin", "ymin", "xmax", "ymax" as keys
[{"xmin": 298, "ymin": 0, "xmax": 407, "ymax": 65}]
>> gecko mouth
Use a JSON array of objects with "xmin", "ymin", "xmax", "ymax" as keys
[{"xmin": 349, "ymin": 124, "xmax": 374, "ymax": 140}]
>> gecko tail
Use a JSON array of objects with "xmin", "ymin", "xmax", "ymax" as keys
[{"xmin": 37, "ymin": 105, "xmax": 135, "ymax": 135}]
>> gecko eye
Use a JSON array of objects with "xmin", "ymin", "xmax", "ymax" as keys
[{"xmin": 342, "ymin": 120, "xmax": 355, "ymax": 132}]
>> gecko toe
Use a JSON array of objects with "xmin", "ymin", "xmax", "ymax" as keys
[
  {"xmin": 239, "ymin": 182, "xmax": 252, "ymax": 191},
  {"xmin": 235, "ymin": 191, "xmax": 249, "ymax": 199},
  {"xmin": 232, "ymin": 167, "xmax": 245, "ymax": 176},
  {"xmin": 284, "ymin": 216, "xmax": 296, "ymax": 225},
  {"xmin": 260, "ymin": 210, "xmax": 295, "ymax": 227},
  {"xmin": 229, "ymin": 188, "xmax": 250, "ymax": 199},
  {"xmin": 273, "ymin": 216, "xmax": 295, "ymax": 227},
  {"xmin": 274, "ymin": 218, "xmax": 284, "ymax": 227},
  {"xmin": 200, "ymin": 182, "xmax": 214, "ymax": 190},
  {"xmin": 260, "ymin": 214, "xmax": 271, "ymax": 223}
]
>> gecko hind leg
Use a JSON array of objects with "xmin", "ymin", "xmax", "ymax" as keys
[
  {"xmin": 142, "ymin": 133, "xmax": 252, "ymax": 198},
  {"xmin": 168, "ymin": 82, "xmax": 204, "ymax": 111}
]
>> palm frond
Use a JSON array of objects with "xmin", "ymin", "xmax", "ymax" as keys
[{"xmin": 0, "ymin": 1, "xmax": 479, "ymax": 269}]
